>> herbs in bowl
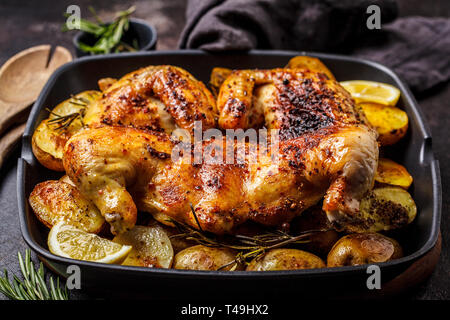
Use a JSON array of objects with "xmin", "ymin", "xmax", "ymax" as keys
[{"xmin": 63, "ymin": 6, "xmax": 157, "ymax": 57}]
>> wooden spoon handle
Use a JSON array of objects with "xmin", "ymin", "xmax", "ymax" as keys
[
  {"xmin": 0, "ymin": 100, "xmax": 30, "ymax": 137},
  {"xmin": 0, "ymin": 122, "xmax": 26, "ymax": 168}
]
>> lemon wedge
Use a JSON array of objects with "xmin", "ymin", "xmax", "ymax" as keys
[
  {"xmin": 48, "ymin": 221, "xmax": 132, "ymax": 264},
  {"xmin": 340, "ymin": 80, "xmax": 401, "ymax": 106}
]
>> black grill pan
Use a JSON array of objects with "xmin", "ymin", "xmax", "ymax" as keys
[{"xmin": 17, "ymin": 50, "xmax": 441, "ymax": 299}]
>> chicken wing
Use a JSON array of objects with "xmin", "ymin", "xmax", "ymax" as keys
[{"xmin": 83, "ymin": 65, "xmax": 217, "ymax": 135}]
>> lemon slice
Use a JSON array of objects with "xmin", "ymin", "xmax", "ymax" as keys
[
  {"xmin": 340, "ymin": 80, "xmax": 400, "ymax": 106},
  {"xmin": 48, "ymin": 221, "xmax": 132, "ymax": 264}
]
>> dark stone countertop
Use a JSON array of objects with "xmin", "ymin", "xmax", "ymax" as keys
[{"xmin": 0, "ymin": 0, "xmax": 448, "ymax": 300}]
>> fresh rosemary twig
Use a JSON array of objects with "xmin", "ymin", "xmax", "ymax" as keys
[
  {"xmin": 63, "ymin": 6, "xmax": 137, "ymax": 54},
  {"xmin": 169, "ymin": 206, "xmax": 328, "ymax": 271},
  {"xmin": 46, "ymin": 108, "xmax": 86, "ymax": 131},
  {"xmin": 217, "ymin": 230, "xmax": 321, "ymax": 270},
  {"xmin": 45, "ymin": 95, "xmax": 88, "ymax": 131},
  {"xmin": 190, "ymin": 203, "xmax": 203, "ymax": 232},
  {"xmin": 0, "ymin": 249, "xmax": 68, "ymax": 300}
]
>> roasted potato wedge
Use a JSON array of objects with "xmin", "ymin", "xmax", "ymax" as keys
[
  {"xmin": 359, "ymin": 102, "xmax": 408, "ymax": 146},
  {"xmin": 32, "ymin": 123, "xmax": 68, "ymax": 171},
  {"xmin": 209, "ymin": 67, "xmax": 233, "ymax": 97},
  {"xmin": 285, "ymin": 56, "xmax": 335, "ymax": 80},
  {"xmin": 375, "ymin": 158, "xmax": 413, "ymax": 189},
  {"xmin": 246, "ymin": 249, "xmax": 325, "ymax": 271},
  {"xmin": 327, "ymin": 233, "xmax": 403, "ymax": 267},
  {"xmin": 32, "ymin": 90, "xmax": 101, "ymax": 171},
  {"xmin": 113, "ymin": 225, "xmax": 174, "ymax": 268},
  {"xmin": 346, "ymin": 186, "xmax": 417, "ymax": 233},
  {"xmin": 173, "ymin": 245, "xmax": 240, "ymax": 271},
  {"xmin": 29, "ymin": 180, "xmax": 105, "ymax": 233}
]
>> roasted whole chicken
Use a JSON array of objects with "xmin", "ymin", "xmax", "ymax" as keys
[
  {"xmin": 60, "ymin": 66, "xmax": 378, "ymax": 235},
  {"xmin": 30, "ymin": 56, "xmax": 420, "ymax": 270}
]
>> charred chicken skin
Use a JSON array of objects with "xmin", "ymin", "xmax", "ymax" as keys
[
  {"xmin": 83, "ymin": 65, "xmax": 217, "ymax": 134},
  {"xmin": 63, "ymin": 67, "xmax": 378, "ymax": 235},
  {"xmin": 217, "ymin": 69, "xmax": 379, "ymax": 228}
]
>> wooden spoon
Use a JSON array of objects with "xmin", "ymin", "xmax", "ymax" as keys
[
  {"xmin": 0, "ymin": 45, "xmax": 72, "ymax": 135},
  {"xmin": 0, "ymin": 45, "xmax": 72, "ymax": 167},
  {"xmin": 0, "ymin": 123, "xmax": 26, "ymax": 168}
]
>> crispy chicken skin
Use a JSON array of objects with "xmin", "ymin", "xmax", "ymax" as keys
[
  {"xmin": 64, "ymin": 126, "xmax": 315, "ymax": 234},
  {"xmin": 218, "ymin": 68, "xmax": 362, "ymax": 133},
  {"xmin": 64, "ymin": 124, "xmax": 377, "ymax": 234},
  {"xmin": 63, "ymin": 66, "xmax": 378, "ymax": 235},
  {"xmin": 63, "ymin": 127, "xmax": 165, "ymax": 234},
  {"xmin": 218, "ymin": 68, "xmax": 379, "ymax": 229},
  {"xmin": 83, "ymin": 65, "xmax": 217, "ymax": 134}
]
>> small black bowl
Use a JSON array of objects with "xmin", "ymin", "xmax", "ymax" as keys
[{"xmin": 73, "ymin": 18, "xmax": 157, "ymax": 57}]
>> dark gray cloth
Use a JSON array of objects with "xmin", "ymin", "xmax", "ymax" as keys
[{"xmin": 179, "ymin": 0, "xmax": 450, "ymax": 92}]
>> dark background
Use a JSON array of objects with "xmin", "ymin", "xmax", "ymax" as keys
[{"xmin": 0, "ymin": 0, "xmax": 448, "ymax": 300}]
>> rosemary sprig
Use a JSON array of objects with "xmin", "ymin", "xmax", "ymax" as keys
[
  {"xmin": 217, "ymin": 230, "xmax": 321, "ymax": 270},
  {"xmin": 169, "ymin": 206, "xmax": 327, "ymax": 270},
  {"xmin": 0, "ymin": 250, "xmax": 68, "ymax": 300},
  {"xmin": 46, "ymin": 95, "xmax": 89, "ymax": 131},
  {"xmin": 63, "ymin": 6, "xmax": 137, "ymax": 54},
  {"xmin": 190, "ymin": 203, "xmax": 203, "ymax": 232},
  {"xmin": 46, "ymin": 108, "xmax": 86, "ymax": 131}
]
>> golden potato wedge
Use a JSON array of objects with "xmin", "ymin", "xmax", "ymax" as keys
[
  {"xmin": 246, "ymin": 249, "xmax": 325, "ymax": 271},
  {"xmin": 113, "ymin": 225, "xmax": 174, "ymax": 268},
  {"xmin": 32, "ymin": 90, "xmax": 101, "ymax": 171},
  {"xmin": 346, "ymin": 186, "xmax": 417, "ymax": 233},
  {"xmin": 32, "ymin": 123, "xmax": 70, "ymax": 171},
  {"xmin": 375, "ymin": 158, "xmax": 413, "ymax": 189},
  {"xmin": 173, "ymin": 245, "xmax": 240, "ymax": 271},
  {"xmin": 209, "ymin": 67, "xmax": 232, "ymax": 97},
  {"xmin": 29, "ymin": 180, "xmax": 105, "ymax": 233},
  {"xmin": 285, "ymin": 56, "xmax": 335, "ymax": 80},
  {"xmin": 359, "ymin": 102, "xmax": 408, "ymax": 146},
  {"xmin": 327, "ymin": 233, "xmax": 403, "ymax": 267}
]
